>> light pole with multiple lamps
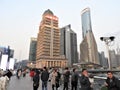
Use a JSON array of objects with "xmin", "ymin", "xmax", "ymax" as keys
[{"xmin": 100, "ymin": 36, "xmax": 115, "ymax": 70}]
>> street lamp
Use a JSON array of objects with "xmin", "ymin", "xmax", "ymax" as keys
[
  {"xmin": 100, "ymin": 36, "xmax": 115, "ymax": 70},
  {"xmin": 30, "ymin": 62, "xmax": 33, "ymax": 68}
]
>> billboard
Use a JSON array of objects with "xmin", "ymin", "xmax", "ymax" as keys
[
  {"xmin": 0, "ymin": 46, "xmax": 14, "ymax": 58},
  {"xmin": 0, "ymin": 55, "xmax": 8, "ymax": 71},
  {"xmin": 8, "ymin": 58, "xmax": 15, "ymax": 70}
]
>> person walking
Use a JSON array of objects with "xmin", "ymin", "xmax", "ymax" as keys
[
  {"xmin": 63, "ymin": 67, "xmax": 70, "ymax": 90},
  {"xmin": 105, "ymin": 71, "xmax": 120, "ymax": 90},
  {"xmin": 22, "ymin": 69, "xmax": 26, "ymax": 77},
  {"xmin": 80, "ymin": 69, "xmax": 92, "ymax": 90},
  {"xmin": 16, "ymin": 69, "xmax": 22, "ymax": 79},
  {"xmin": 55, "ymin": 69, "xmax": 61, "ymax": 90},
  {"xmin": 41, "ymin": 67, "xmax": 49, "ymax": 90},
  {"xmin": 71, "ymin": 68, "xmax": 79, "ymax": 90},
  {"xmin": 50, "ymin": 69, "xmax": 58, "ymax": 90},
  {"xmin": 33, "ymin": 70, "xmax": 40, "ymax": 90},
  {"xmin": 30, "ymin": 69, "xmax": 35, "ymax": 80}
]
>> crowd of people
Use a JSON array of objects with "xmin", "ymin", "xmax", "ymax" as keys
[
  {"xmin": 16, "ymin": 69, "xmax": 27, "ymax": 79},
  {"xmin": 1, "ymin": 67, "xmax": 120, "ymax": 90},
  {"xmin": 28, "ymin": 67, "xmax": 120, "ymax": 90}
]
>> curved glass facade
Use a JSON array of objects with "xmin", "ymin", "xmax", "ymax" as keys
[
  {"xmin": 81, "ymin": 8, "xmax": 92, "ymax": 38},
  {"xmin": 80, "ymin": 8, "xmax": 99, "ymax": 66}
]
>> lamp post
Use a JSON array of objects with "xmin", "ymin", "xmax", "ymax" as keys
[{"xmin": 100, "ymin": 36, "xmax": 115, "ymax": 70}]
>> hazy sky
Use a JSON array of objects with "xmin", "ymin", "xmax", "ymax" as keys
[{"xmin": 0, "ymin": 0, "xmax": 120, "ymax": 61}]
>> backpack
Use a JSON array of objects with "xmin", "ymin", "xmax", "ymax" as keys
[
  {"xmin": 56, "ymin": 72, "xmax": 61, "ymax": 82},
  {"xmin": 71, "ymin": 73, "xmax": 76, "ymax": 82}
]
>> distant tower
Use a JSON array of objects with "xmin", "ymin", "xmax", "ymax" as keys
[
  {"xmin": 116, "ymin": 44, "xmax": 120, "ymax": 54},
  {"xmin": 29, "ymin": 37, "xmax": 37, "ymax": 61},
  {"xmin": 80, "ymin": 8, "xmax": 99, "ymax": 65},
  {"xmin": 60, "ymin": 24, "xmax": 78, "ymax": 66},
  {"xmin": 36, "ymin": 9, "xmax": 67, "ymax": 68},
  {"xmin": 109, "ymin": 50, "xmax": 118, "ymax": 68},
  {"xmin": 99, "ymin": 52, "xmax": 108, "ymax": 68},
  {"xmin": 116, "ymin": 44, "xmax": 120, "ymax": 66},
  {"xmin": 81, "ymin": 8, "xmax": 92, "ymax": 39}
]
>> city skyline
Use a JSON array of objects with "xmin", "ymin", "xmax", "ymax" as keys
[{"xmin": 0, "ymin": 0, "xmax": 120, "ymax": 60}]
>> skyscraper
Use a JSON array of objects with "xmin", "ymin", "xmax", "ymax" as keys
[
  {"xmin": 80, "ymin": 8, "xmax": 99, "ymax": 65},
  {"xmin": 29, "ymin": 37, "xmax": 37, "ymax": 61},
  {"xmin": 60, "ymin": 24, "xmax": 78, "ymax": 66},
  {"xmin": 99, "ymin": 52, "xmax": 108, "ymax": 68},
  {"xmin": 116, "ymin": 46, "xmax": 120, "ymax": 66},
  {"xmin": 109, "ymin": 50, "xmax": 118, "ymax": 68},
  {"xmin": 81, "ymin": 8, "xmax": 92, "ymax": 39},
  {"xmin": 116, "ymin": 54, "xmax": 120, "ymax": 67},
  {"xmin": 36, "ymin": 9, "xmax": 67, "ymax": 68}
]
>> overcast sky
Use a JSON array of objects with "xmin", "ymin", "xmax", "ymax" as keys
[{"xmin": 0, "ymin": 0, "xmax": 120, "ymax": 61}]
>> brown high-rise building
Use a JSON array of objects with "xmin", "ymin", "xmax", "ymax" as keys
[{"xmin": 36, "ymin": 9, "xmax": 67, "ymax": 68}]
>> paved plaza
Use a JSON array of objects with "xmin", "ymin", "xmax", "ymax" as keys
[
  {"xmin": 7, "ymin": 74, "xmax": 56, "ymax": 90},
  {"xmin": 7, "ymin": 73, "xmax": 105, "ymax": 90}
]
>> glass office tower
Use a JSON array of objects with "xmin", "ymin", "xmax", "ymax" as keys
[
  {"xmin": 60, "ymin": 24, "xmax": 78, "ymax": 66},
  {"xmin": 80, "ymin": 8, "xmax": 99, "ymax": 65},
  {"xmin": 81, "ymin": 8, "xmax": 92, "ymax": 38},
  {"xmin": 29, "ymin": 37, "xmax": 37, "ymax": 61}
]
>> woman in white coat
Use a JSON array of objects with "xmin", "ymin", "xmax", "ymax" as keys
[{"xmin": 50, "ymin": 69, "xmax": 58, "ymax": 90}]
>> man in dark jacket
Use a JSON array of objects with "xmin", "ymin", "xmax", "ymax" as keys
[
  {"xmin": 80, "ymin": 69, "xmax": 92, "ymax": 90},
  {"xmin": 63, "ymin": 67, "xmax": 70, "ymax": 90},
  {"xmin": 105, "ymin": 71, "xmax": 120, "ymax": 90},
  {"xmin": 41, "ymin": 67, "xmax": 49, "ymax": 90},
  {"xmin": 33, "ymin": 70, "xmax": 40, "ymax": 90},
  {"xmin": 71, "ymin": 68, "xmax": 79, "ymax": 90},
  {"xmin": 55, "ymin": 69, "xmax": 61, "ymax": 89}
]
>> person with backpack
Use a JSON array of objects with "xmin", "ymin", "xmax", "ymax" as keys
[
  {"xmin": 55, "ymin": 69, "xmax": 61, "ymax": 90},
  {"xmin": 33, "ymin": 70, "xmax": 40, "ymax": 90},
  {"xmin": 63, "ymin": 67, "xmax": 70, "ymax": 90},
  {"xmin": 30, "ymin": 69, "xmax": 35, "ymax": 80},
  {"xmin": 41, "ymin": 67, "xmax": 49, "ymax": 90},
  {"xmin": 71, "ymin": 68, "xmax": 79, "ymax": 90}
]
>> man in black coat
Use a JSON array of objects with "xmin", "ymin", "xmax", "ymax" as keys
[
  {"xmin": 63, "ymin": 67, "xmax": 70, "ymax": 90},
  {"xmin": 33, "ymin": 70, "xmax": 40, "ymax": 90},
  {"xmin": 41, "ymin": 67, "xmax": 49, "ymax": 90},
  {"xmin": 80, "ymin": 69, "xmax": 92, "ymax": 90},
  {"xmin": 105, "ymin": 71, "xmax": 120, "ymax": 90},
  {"xmin": 71, "ymin": 68, "xmax": 79, "ymax": 90}
]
